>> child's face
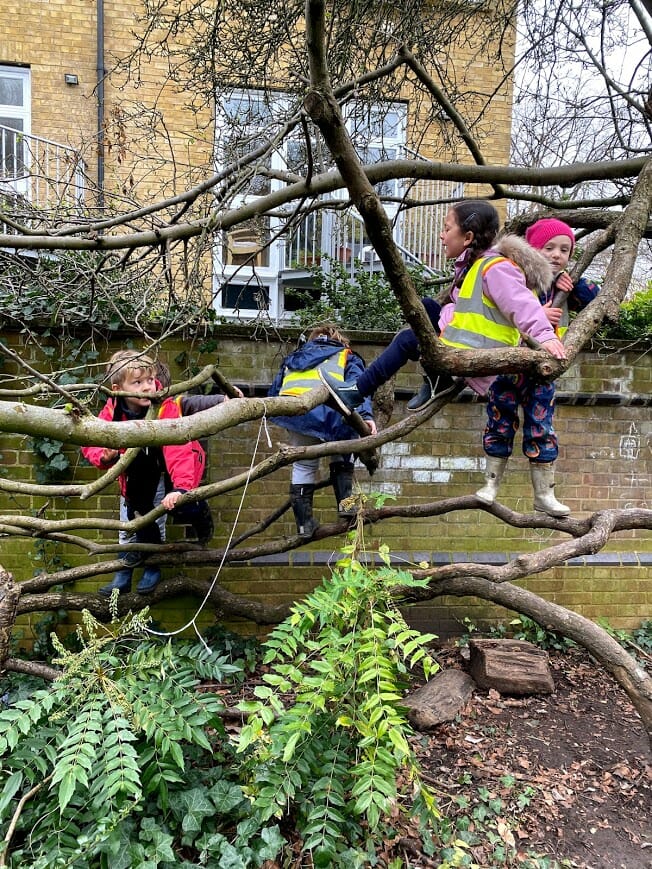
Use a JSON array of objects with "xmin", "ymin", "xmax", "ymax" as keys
[
  {"xmin": 440, "ymin": 209, "xmax": 473, "ymax": 260},
  {"xmin": 115, "ymin": 368, "xmax": 157, "ymax": 412},
  {"xmin": 539, "ymin": 234, "xmax": 572, "ymax": 273}
]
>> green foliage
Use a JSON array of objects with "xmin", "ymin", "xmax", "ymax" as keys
[
  {"xmin": 237, "ymin": 536, "xmax": 442, "ymax": 866},
  {"xmin": 0, "ymin": 608, "xmax": 282, "ymax": 868},
  {"xmin": 0, "ymin": 250, "xmax": 210, "ymax": 333},
  {"xmin": 456, "ymin": 616, "xmax": 574, "ymax": 652},
  {"xmin": 202, "ymin": 623, "xmax": 261, "ymax": 678},
  {"xmin": 287, "ymin": 255, "xmax": 433, "ymax": 332},
  {"xmin": 440, "ymin": 777, "xmax": 574, "ymax": 869},
  {"xmin": 599, "ymin": 285, "xmax": 652, "ymax": 341},
  {"xmin": 597, "ymin": 617, "xmax": 652, "ymax": 668},
  {"xmin": 29, "ymin": 436, "xmax": 71, "ymax": 482}
]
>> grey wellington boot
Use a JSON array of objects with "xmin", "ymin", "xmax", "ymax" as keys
[
  {"xmin": 530, "ymin": 461, "xmax": 570, "ymax": 517},
  {"xmin": 475, "ymin": 457, "xmax": 508, "ymax": 504},
  {"xmin": 289, "ymin": 484, "xmax": 320, "ymax": 539}
]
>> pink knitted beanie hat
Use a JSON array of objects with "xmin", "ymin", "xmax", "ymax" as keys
[{"xmin": 525, "ymin": 218, "xmax": 575, "ymax": 251}]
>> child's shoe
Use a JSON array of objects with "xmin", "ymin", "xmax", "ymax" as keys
[
  {"xmin": 407, "ymin": 372, "xmax": 457, "ymax": 410},
  {"xmin": 289, "ymin": 484, "xmax": 320, "ymax": 539},
  {"xmin": 173, "ymin": 500, "xmax": 215, "ymax": 544},
  {"xmin": 99, "ymin": 568, "xmax": 133, "ymax": 597},
  {"xmin": 136, "ymin": 567, "xmax": 162, "ymax": 594},
  {"xmin": 330, "ymin": 461, "xmax": 357, "ymax": 519},
  {"xmin": 318, "ymin": 368, "xmax": 364, "ymax": 415},
  {"xmin": 191, "ymin": 500, "xmax": 214, "ymax": 544}
]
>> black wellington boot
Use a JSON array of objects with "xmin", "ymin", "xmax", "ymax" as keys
[
  {"xmin": 330, "ymin": 461, "xmax": 357, "ymax": 519},
  {"xmin": 289, "ymin": 484, "xmax": 320, "ymax": 539}
]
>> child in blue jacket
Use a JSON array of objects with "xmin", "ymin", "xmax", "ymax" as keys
[{"xmin": 268, "ymin": 324, "xmax": 377, "ymax": 538}]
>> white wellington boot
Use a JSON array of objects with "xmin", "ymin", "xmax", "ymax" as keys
[
  {"xmin": 530, "ymin": 461, "xmax": 570, "ymax": 517},
  {"xmin": 475, "ymin": 457, "xmax": 508, "ymax": 504}
]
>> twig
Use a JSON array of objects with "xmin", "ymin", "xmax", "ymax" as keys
[{"xmin": 0, "ymin": 774, "xmax": 53, "ymax": 867}]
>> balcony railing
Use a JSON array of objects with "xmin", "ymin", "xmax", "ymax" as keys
[
  {"xmin": 282, "ymin": 172, "xmax": 463, "ymax": 279},
  {"xmin": 0, "ymin": 125, "xmax": 86, "ymax": 224}
]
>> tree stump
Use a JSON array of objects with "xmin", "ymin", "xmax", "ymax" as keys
[
  {"xmin": 468, "ymin": 638, "xmax": 555, "ymax": 695},
  {"xmin": 403, "ymin": 668, "xmax": 476, "ymax": 730}
]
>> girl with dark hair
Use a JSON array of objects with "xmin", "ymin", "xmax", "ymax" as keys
[{"xmin": 320, "ymin": 200, "xmax": 570, "ymax": 515}]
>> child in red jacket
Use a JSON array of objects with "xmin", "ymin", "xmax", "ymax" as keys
[{"xmin": 82, "ymin": 350, "xmax": 233, "ymax": 596}]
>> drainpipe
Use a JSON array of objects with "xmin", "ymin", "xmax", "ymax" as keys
[{"xmin": 97, "ymin": 0, "xmax": 105, "ymax": 211}]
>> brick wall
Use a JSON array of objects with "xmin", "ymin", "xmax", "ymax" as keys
[{"xmin": 1, "ymin": 326, "xmax": 650, "ymax": 643}]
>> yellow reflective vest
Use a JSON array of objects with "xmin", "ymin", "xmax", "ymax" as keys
[
  {"xmin": 280, "ymin": 348, "xmax": 350, "ymax": 396},
  {"xmin": 440, "ymin": 255, "xmax": 537, "ymax": 351}
]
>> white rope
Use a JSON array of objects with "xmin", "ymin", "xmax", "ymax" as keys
[{"xmin": 145, "ymin": 406, "xmax": 271, "ymax": 645}]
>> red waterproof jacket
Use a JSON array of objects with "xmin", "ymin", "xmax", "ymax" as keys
[{"xmin": 81, "ymin": 392, "xmax": 221, "ymax": 496}]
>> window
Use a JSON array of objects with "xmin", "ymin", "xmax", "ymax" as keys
[
  {"xmin": 0, "ymin": 67, "xmax": 30, "ymax": 188},
  {"xmin": 346, "ymin": 102, "xmax": 406, "ymax": 199},
  {"xmin": 213, "ymin": 89, "xmax": 407, "ymax": 322}
]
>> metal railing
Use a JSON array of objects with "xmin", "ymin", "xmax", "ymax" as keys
[
  {"xmin": 282, "ymin": 156, "xmax": 462, "ymax": 277},
  {"xmin": 0, "ymin": 124, "xmax": 86, "ymax": 217}
]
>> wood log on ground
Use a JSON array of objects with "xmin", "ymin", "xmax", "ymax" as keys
[
  {"xmin": 468, "ymin": 638, "xmax": 555, "ymax": 695},
  {"xmin": 403, "ymin": 668, "xmax": 476, "ymax": 730}
]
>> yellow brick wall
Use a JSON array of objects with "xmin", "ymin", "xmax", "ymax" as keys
[
  {"xmin": 1, "ymin": 327, "xmax": 649, "ymax": 647},
  {"xmin": 1, "ymin": 0, "xmax": 98, "ymax": 172}
]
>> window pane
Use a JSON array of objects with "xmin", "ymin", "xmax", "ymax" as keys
[
  {"xmin": 0, "ymin": 77, "xmax": 23, "ymax": 108},
  {"xmin": 222, "ymin": 282, "xmax": 270, "ymax": 311},
  {"xmin": 0, "ymin": 116, "xmax": 23, "ymax": 132},
  {"xmin": 0, "ymin": 121, "xmax": 25, "ymax": 175}
]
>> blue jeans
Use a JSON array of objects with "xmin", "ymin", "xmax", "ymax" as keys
[
  {"xmin": 357, "ymin": 297, "xmax": 442, "ymax": 396},
  {"xmin": 483, "ymin": 374, "xmax": 558, "ymax": 462}
]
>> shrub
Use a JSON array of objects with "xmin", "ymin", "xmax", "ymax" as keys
[
  {"xmin": 287, "ymin": 254, "xmax": 436, "ymax": 333},
  {"xmin": 599, "ymin": 284, "xmax": 652, "ymax": 341},
  {"xmin": 237, "ymin": 533, "xmax": 442, "ymax": 866},
  {"xmin": 0, "ymin": 607, "xmax": 281, "ymax": 868}
]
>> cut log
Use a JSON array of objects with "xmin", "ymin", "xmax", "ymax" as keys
[
  {"xmin": 468, "ymin": 638, "xmax": 555, "ymax": 695},
  {"xmin": 403, "ymin": 668, "xmax": 476, "ymax": 730}
]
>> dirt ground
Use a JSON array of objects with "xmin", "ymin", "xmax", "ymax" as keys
[
  {"xmin": 413, "ymin": 645, "xmax": 652, "ymax": 868},
  {"xmin": 229, "ymin": 643, "xmax": 650, "ymax": 868}
]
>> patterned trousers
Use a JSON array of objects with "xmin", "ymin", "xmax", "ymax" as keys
[{"xmin": 482, "ymin": 374, "xmax": 558, "ymax": 463}]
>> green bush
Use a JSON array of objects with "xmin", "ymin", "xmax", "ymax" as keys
[
  {"xmin": 287, "ymin": 255, "xmax": 436, "ymax": 333},
  {"xmin": 237, "ymin": 534, "xmax": 442, "ymax": 866},
  {"xmin": 599, "ymin": 285, "xmax": 652, "ymax": 341},
  {"xmin": 0, "ymin": 608, "xmax": 280, "ymax": 868}
]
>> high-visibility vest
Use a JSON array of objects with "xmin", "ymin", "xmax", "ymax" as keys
[
  {"xmin": 280, "ymin": 348, "xmax": 350, "ymax": 396},
  {"xmin": 440, "ymin": 256, "xmax": 536, "ymax": 351},
  {"xmin": 555, "ymin": 303, "xmax": 570, "ymax": 337}
]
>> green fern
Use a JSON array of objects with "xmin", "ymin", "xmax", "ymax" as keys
[
  {"xmin": 0, "ymin": 610, "xmax": 251, "ymax": 868},
  {"xmin": 238, "ymin": 540, "xmax": 441, "ymax": 865}
]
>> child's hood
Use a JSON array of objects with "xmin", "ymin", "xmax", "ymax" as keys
[
  {"xmin": 284, "ymin": 338, "xmax": 347, "ymax": 371},
  {"xmin": 493, "ymin": 234, "xmax": 553, "ymax": 296}
]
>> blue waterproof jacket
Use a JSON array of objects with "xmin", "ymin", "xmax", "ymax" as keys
[{"xmin": 268, "ymin": 337, "xmax": 374, "ymax": 442}]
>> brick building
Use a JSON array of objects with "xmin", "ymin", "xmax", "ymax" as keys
[{"xmin": 0, "ymin": 0, "xmax": 515, "ymax": 320}]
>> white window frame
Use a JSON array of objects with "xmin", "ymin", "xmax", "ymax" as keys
[
  {"xmin": 0, "ymin": 66, "xmax": 31, "ymax": 197},
  {"xmin": 213, "ymin": 90, "xmax": 291, "ymax": 320},
  {"xmin": 212, "ymin": 89, "xmax": 407, "ymax": 321}
]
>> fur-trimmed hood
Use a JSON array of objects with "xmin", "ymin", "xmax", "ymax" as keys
[{"xmin": 493, "ymin": 234, "xmax": 553, "ymax": 296}]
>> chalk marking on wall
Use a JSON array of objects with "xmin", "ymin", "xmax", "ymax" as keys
[
  {"xmin": 620, "ymin": 422, "xmax": 640, "ymax": 460},
  {"xmin": 588, "ymin": 448, "xmax": 615, "ymax": 459}
]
